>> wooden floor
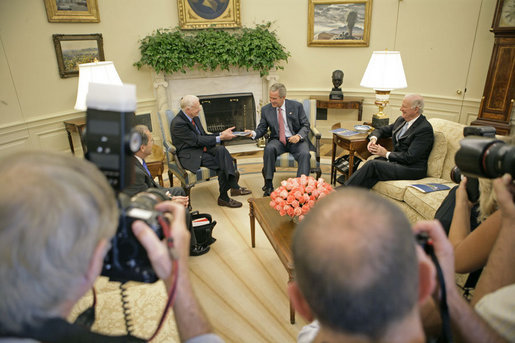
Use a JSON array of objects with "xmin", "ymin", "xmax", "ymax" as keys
[{"xmin": 70, "ymin": 154, "xmax": 333, "ymax": 342}]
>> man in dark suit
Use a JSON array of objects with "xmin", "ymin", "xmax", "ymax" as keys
[
  {"xmin": 123, "ymin": 125, "xmax": 189, "ymax": 206},
  {"xmin": 344, "ymin": 94, "xmax": 434, "ymax": 189},
  {"xmin": 247, "ymin": 83, "xmax": 312, "ymax": 196},
  {"xmin": 170, "ymin": 95, "xmax": 251, "ymax": 208}
]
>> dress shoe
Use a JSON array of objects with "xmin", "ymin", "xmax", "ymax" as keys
[
  {"xmin": 190, "ymin": 244, "xmax": 210, "ymax": 256},
  {"xmin": 263, "ymin": 187, "xmax": 274, "ymax": 197},
  {"xmin": 230, "ymin": 187, "xmax": 252, "ymax": 196},
  {"xmin": 217, "ymin": 197, "xmax": 242, "ymax": 208}
]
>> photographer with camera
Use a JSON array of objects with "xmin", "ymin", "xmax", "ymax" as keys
[
  {"xmin": 124, "ymin": 124, "xmax": 189, "ymax": 207},
  {"xmin": 415, "ymin": 173, "xmax": 514, "ymax": 342},
  {"xmin": 0, "ymin": 151, "xmax": 223, "ymax": 342}
]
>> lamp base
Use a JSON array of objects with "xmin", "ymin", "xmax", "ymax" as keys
[{"xmin": 372, "ymin": 115, "xmax": 389, "ymax": 129}]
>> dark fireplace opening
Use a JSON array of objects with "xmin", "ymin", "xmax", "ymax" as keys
[{"xmin": 198, "ymin": 92, "xmax": 256, "ymax": 146}]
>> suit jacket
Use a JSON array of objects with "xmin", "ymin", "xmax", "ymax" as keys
[
  {"xmin": 170, "ymin": 110, "xmax": 218, "ymax": 173},
  {"xmin": 369, "ymin": 115, "xmax": 434, "ymax": 170},
  {"xmin": 255, "ymin": 99, "xmax": 311, "ymax": 144},
  {"xmin": 123, "ymin": 156, "xmax": 161, "ymax": 197}
]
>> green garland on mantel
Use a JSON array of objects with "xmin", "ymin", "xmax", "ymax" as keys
[{"xmin": 134, "ymin": 22, "xmax": 290, "ymax": 77}]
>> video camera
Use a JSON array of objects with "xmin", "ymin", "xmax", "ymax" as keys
[
  {"xmin": 454, "ymin": 126, "xmax": 515, "ymax": 180},
  {"xmin": 84, "ymin": 83, "xmax": 167, "ymax": 283}
]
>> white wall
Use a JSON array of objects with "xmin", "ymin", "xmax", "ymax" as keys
[{"xmin": 0, "ymin": 0, "xmax": 501, "ymax": 158}]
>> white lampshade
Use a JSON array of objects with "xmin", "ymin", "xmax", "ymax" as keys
[
  {"xmin": 360, "ymin": 51, "xmax": 407, "ymax": 91},
  {"xmin": 74, "ymin": 61, "xmax": 123, "ymax": 111}
]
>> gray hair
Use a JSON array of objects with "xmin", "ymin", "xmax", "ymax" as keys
[
  {"xmin": 0, "ymin": 151, "xmax": 118, "ymax": 332},
  {"xmin": 270, "ymin": 83, "xmax": 287, "ymax": 98},
  {"xmin": 293, "ymin": 188, "xmax": 419, "ymax": 339},
  {"xmin": 180, "ymin": 95, "xmax": 200, "ymax": 110},
  {"xmin": 406, "ymin": 93, "xmax": 424, "ymax": 114},
  {"xmin": 134, "ymin": 124, "xmax": 150, "ymax": 146}
]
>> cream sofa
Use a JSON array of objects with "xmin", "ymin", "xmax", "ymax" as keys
[{"xmin": 370, "ymin": 118, "xmax": 466, "ymax": 223}]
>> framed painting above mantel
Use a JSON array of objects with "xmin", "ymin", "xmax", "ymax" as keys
[
  {"xmin": 177, "ymin": 0, "xmax": 241, "ymax": 29},
  {"xmin": 308, "ymin": 0, "xmax": 372, "ymax": 47},
  {"xmin": 44, "ymin": 0, "xmax": 100, "ymax": 23}
]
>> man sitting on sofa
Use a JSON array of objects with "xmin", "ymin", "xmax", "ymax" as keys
[{"xmin": 343, "ymin": 94, "xmax": 434, "ymax": 189}]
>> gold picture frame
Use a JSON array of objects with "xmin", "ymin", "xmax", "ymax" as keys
[
  {"xmin": 53, "ymin": 34, "xmax": 104, "ymax": 78},
  {"xmin": 177, "ymin": 0, "xmax": 241, "ymax": 29},
  {"xmin": 44, "ymin": 0, "xmax": 100, "ymax": 23},
  {"xmin": 308, "ymin": 0, "xmax": 372, "ymax": 47}
]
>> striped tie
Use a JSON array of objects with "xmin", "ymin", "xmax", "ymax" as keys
[
  {"xmin": 277, "ymin": 107, "xmax": 286, "ymax": 145},
  {"xmin": 396, "ymin": 123, "xmax": 408, "ymax": 140}
]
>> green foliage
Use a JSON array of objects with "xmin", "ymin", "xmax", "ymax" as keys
[{"xmin": 134, "ymin": 22, "xmax": 290, "ymax": 77}]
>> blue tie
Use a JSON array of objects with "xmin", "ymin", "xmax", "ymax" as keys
[
  {"xmin": 396, "ymin": 123, "xmax": 408, "ymax": 140},
  {"xmin": 142, "ymin": 160, "xmax": 151, "ymax": 176}
]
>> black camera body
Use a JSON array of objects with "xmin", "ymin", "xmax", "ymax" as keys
[
  {"xmin": 451, "ymin": 126, "xmax": 514, "ymax": 203},
  {"xmin": 102, "ymin": 189, "xmax": 168, "ymax": 283},
  {"xmin": 84, "ymin": 87, "xmax": 166, "ymax": 284}
]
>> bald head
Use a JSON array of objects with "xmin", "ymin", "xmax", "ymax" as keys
[{"xmin": 292, "ymin": 188, "xmax": 419, "ymax": 339}]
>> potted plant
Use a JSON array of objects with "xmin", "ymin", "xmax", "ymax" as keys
[{"xmin": 134, "ymin": 22, "xmax": 290, "ymax": 77}]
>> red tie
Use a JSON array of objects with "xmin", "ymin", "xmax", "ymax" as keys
[
  {"xmin": 192, "ymin": 120, "xmax": 207, "ymax": 151},
  {"xmin": 277, "ymin": 108, "xmax": 286, "ymax": 145}
]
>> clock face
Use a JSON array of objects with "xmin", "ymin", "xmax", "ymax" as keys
[{"xmin": 500, "ymin": 0, "xmax": 515, "ymax": 27}]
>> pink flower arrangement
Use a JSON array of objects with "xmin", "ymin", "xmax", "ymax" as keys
[{"xmin": 269, "ymin": 175, "xmax": 334, "ymax": 222}]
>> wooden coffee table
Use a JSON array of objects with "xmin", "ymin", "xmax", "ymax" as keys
[{"xmin": 248, "ymin": 197, "xmax": 297, "ymax": 324}]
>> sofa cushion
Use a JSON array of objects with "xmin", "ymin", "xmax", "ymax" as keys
[
  {"xmin": 403, "ymin": 178, "xmax": 456, "ymax": 219},
  {"xmin": 426, "ymin": 131, "xmax": 447, "ymax": 178},
  {"xmin": 372, "ymin": 179, "xmax": 423, "ymax": 201}
]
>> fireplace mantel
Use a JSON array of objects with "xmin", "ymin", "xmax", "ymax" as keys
[{"xmin": 152, "ymin": 68, "xmax": 279, "ymax": 117}]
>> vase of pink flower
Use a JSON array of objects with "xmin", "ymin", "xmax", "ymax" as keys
[{"xmin": 269, "ymin": 175, "xmax": 334, "ymax": 223}]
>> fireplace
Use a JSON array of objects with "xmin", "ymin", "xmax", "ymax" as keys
[{"xmin": 199, "ymin": 92, "xmax": 256, "ymax": 146}]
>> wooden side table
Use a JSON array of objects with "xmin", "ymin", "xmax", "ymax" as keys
[
  {"xmin": 248, "ymin": 197, "xmax": 296, "ymax": 324},
  {"xmin": 331, "ymin": 131, "xmax": 369, "ymax": 184},
  {"xmin": 310, "ymin": 95, "xmax": 364, "ymax": 121},
  {"xmin": 146, "ymin": 144, "xmax": 165, "ymax": 186},
  {"xmin": 63, "ymin": 118, "xmax": 87, "ymax": 155}
]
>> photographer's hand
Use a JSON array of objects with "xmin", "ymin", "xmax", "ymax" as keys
[
  {"xmin": 449, "ymin": 177, "xmax": 473, "ymax": 252},
  {"xmin": 414, "ymin": 220, "xmax": 507, "ymax": 342},
  {"xmin": 133, "ymin": 202, "xmax": 214, "ymax": 341}
]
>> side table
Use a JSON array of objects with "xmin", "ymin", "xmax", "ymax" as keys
[
  {"xmin": 310, "ymin": 95, "xmax": 364, "ymax": 121},
  {"xmin": 146, "ymin": 160, "xmax": 164, "ymax": 186},
  {"xmin": 331, "ymin": 131, "xmax": 369, "ymax": 184},
  {"xmin": 248, "ymin": 197, "xmax": 297, "ymax": 324},
  {"xmin": 63, "ymin": 118, "xmax": 87, "ymax": 155}
]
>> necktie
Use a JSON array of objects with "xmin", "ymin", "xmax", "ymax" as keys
[
  {"xmin": 192, "ymin": 119, "xmax": 201, "ymax": 134},
  {"xmin": 142, "ymin": 160, "xmax": 151, "ymax": 177},
  {"xmin": 396, "ymin": 123, "xmax": 408, "ymax": 140},
  {"xmin": 192, "ymin": 119, "xmax": 207, "ymax": 151},
  {"xmin": 277, "ymin": 107, "xmax": 286, "ymax": 145}
]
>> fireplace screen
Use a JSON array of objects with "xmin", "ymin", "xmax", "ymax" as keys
[{"xmin": 198, "ymin": 92, "xmax": 256, "ymax": 146}]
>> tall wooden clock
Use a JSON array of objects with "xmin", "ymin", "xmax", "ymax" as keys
[{"xmin": 472, "ymin": 0, "xmax": 515, "ymax": 135}]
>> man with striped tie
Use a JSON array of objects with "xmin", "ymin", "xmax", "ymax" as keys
[
  {"xmin": 343, "ymin": 94, "xmax": 434, "ymax": 189},
  {"xmin": 124, "ymin": 125, "xmax": 189, "ymax": 207}
]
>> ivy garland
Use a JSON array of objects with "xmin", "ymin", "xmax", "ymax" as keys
[{"xmin": 134, "ymin": 22, "xmax": 290, "ymax": 77}]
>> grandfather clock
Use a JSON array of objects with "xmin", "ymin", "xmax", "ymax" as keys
[{"xmin": 471, "ymin": 0, "xmax": 515, "ymax": 135}]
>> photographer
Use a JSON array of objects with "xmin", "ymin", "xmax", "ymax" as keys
[
  {"xmin": 416, "ymin": 174, "xmax": 514, "ymax": 342},
  {"xmin": 448, "ymin": 177, "xmax": 501, "ymax": 273},
  {"xmin": 0, "ymin": 151, "xmax": 222, "ymax": 342}
]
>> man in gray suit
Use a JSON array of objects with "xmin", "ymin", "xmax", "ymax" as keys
[{"xmin": 247, "ymin": 83, "xmax": 312, "ymax": 196}]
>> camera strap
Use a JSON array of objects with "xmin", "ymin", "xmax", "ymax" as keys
[{"xmin": 428, "ymin": 246, "xmax": 453, "ymax": 343}]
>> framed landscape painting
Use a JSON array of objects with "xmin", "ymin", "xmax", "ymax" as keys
[
  {"xmin": 308, "ymin": 0, "xmax": 372, "ymax": 47},
  {"xmin": 177, "ymin": 0, "xmax": 241, "ymax": 29},
  {"xmin": 53, "ymin": 34, "xmax": 104, "ymax": 78},
  {"xmin": 44, "ymin": 0, "xmax": 100, "ymax": 23}
]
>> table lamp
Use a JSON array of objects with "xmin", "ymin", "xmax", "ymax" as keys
[
  {"xmin": 360, "ymin": 51, "xmax": 407, "ymax": 128},
  {"xmin": 74, "ymin": 61, "xmax": 123, "ymax": 111}
]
